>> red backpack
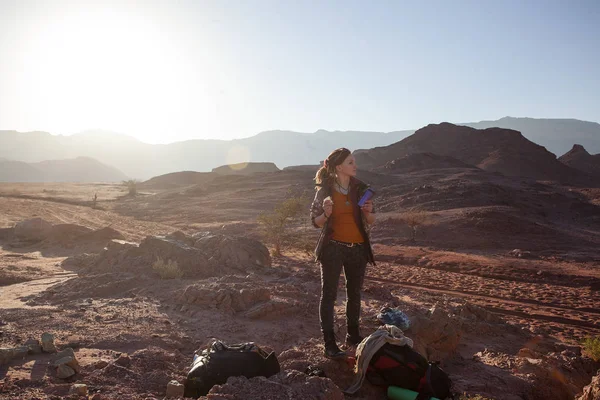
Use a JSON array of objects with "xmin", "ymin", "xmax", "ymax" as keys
[{"xmin": 367, "ymin": 343, "xmax": 453, "ymax": 399}]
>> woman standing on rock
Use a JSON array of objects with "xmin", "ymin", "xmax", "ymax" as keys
[{"xmin": 310, "ymin": 147, "xmax": 376, "ymax": 359}]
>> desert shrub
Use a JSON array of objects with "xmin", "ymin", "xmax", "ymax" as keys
[
  {"xmin": 258, "ymin": 192, "xmax": 311, "ymax": 257},
  {"xmin": 122, "ymin": 179, "xmax": 139, "ymax": 196},
  {"xmin": 152, "ymin": 257, "xmax": 183, "ymax": 279},
  {"xmin": 582, "ymin": 336, "xmax": 600, "ymax": 361},
  {"xmin": 398, "ymin": 207, "xmax": 428, "ymax": 242}
]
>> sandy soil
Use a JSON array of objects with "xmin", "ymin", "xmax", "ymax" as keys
[{"xmin": 1, "ymin": 173, "xmax": 599, "ymax": 399}]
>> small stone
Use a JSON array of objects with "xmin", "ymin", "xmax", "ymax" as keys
[
  {"xmin": 54, "ymin": 347, "xmax": 76, "ymax": 360},
  {"xmin": 94, "ymin": 360, "xmax": 108, "ymax": 369},
  {"xmin": 0, "ymin": 348, "xmax": 15, "ymax": 365},
  {"xmin": 13, "ymin": 346, "xmax": 29, "ymax": 359},
  {"xmin": 41, "ymin": 332, "xmax": 57, "ymax": 353},
  {"xmin": 57, "ymin": 364, "xmax": 76, "ymax": 379},
  {"xmin": 53, "ymin": 348, "xmax": 80, "ymax": 373},
  {"xmin": 69, "ymin": 383, "xmax": 88, "ymax": 396},
  {"xmin": 165, "ymin": 380, "xmax": 184, "ymax": 398},
  {"xmin": 24, "ymin": 339, "xmax": 42, "ymax": 354},
  {"xmin": 91, "ymin": 394, "xmax": 103, "ymax": 400},
  {"xmin": 517, "ymin": 348, "xmax": 537, "ymax": 358}
]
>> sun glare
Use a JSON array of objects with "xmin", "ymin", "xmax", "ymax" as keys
[
  {"xmin": 226, "ymin": 146, "xmax": 252, "ymax": 167},
  {"xmin": 17, "ymin": 7, "xmax": 208, "ymax": 143}
]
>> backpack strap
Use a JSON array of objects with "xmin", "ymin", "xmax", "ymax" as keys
[{"xmin": 415, "ymin": 364, "xmax": 435, "ymax": 400}]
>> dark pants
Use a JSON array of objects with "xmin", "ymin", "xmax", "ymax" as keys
[{"xmin": 319, "ymin": 241, "xmax": 368, "ymax": 333}]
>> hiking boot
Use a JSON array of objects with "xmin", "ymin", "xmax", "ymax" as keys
[
  {"xmin": 323, "ymin": 330, "xmax": 346, "ymax": 359},
  {"xmin": 345, "ymin": 325, "xmax": 364, "ymax": 346}
]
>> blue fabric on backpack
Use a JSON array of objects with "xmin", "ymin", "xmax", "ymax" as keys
[{"xmin": 377, "ymin": 307, "xmax": 411, "ymax": 331}]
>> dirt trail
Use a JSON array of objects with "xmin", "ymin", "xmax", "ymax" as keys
[
  {"xmin": 0, "ymin": 197, "xmax": 175, "ymax": 241},
  {"xmin": 0, "ymin": 274, "xmax": 76, "ymax": 309},
  {"xmin": 366, "ymin": 262, "xmax": 600, "ymax": 339}
]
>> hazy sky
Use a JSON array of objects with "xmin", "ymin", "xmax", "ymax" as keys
[{"xmin": 1, "ymin": 0, "xmax": 598, "ymax": 144}]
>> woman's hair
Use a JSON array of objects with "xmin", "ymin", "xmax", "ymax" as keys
[{"xmin": 314, "ymin": 147, "xmax": 352, "ymax": 189}]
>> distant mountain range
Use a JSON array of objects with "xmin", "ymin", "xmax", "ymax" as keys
[
  {"xmin": 461, "ymin": 117, "xmax": 600, "ymax": 155},
  {"xmin": 0, "ymin": 117, "xmax": 598, "ymax": 180},
  {"xmin": 0, "ymin": 156, "xmax": 127, "ymax": 183},
  {"xmin": 0, "ymin": 129, "xmax": 413, "ymax": 179}
]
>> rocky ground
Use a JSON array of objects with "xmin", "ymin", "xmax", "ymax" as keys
[{"xmin": 1, "ymin": 169, "xmax": 599, "ymax": 399}]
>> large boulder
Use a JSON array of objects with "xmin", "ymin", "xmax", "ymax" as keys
[
  {"xmin": 48, "ymin": 224, "xmax": 125, "ymax": 247},
  {"xmin": 409, "ymin": 303, "xmax": 462, "ymax": 361},
  {"xmin": 71, "ymin": 231, "xmax": 271, "ymax": 279},
  {"xmin": 49, "ymin": 223, "xmax": 94, "ymax": 242},
  {"xmin": 14, "ymin": 218, "xmax": 53, "ymax": 242},
  {"xmin": 138, "ymin": 235, "xmax": 215, "ymax": 278},
  {"xmin": 0, "ymin": 227, "xmax": 14, "ymax": 240},
  {"xmin": 140, "ymin": 233, "xmax": 271, "ymax": 278},
  {"xmin": 577, "ymin": 370, "xmax": 600, "ymax": 400},
  {"xmin": 181, "ymin": 284, "xmax": 271, "ymax": 313},
  {"xmin": 193, "ymin": 233, "xmax": 271, "ymax": 269},
  {"xmin": 83, "ymin": 226, "xmax": 125, "ymax": 242}
]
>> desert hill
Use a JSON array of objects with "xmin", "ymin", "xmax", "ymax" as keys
[
  {"xmin": 355, "ymin": 123, "xmax": 589, "ymax": 183},
  {"xmin": 558, "ymin": 144, "xmax": 600, "ymax": 177},
  {"xmin": 463, "ymin": 116, "xmax": 600, "ymax": 156},
  {"xmin": 0, "ymin": 156, "xmax": 127, "ymax": 182},
  {"xmin": 139, "ymin": 163, "xmax": 282, "ymax": 191},
  {"xmin": 373, "ymin": 153, "xmax": 477, "ymax": 174},
  {"xmin": 0, "ymin": 159, "xmax": 46, "ymax": 182},
  {"xmin": 212, "ymin": 162, "xmax": 280, "ymax": 175},
  {"xmin": 140, "ymin": 171, "xmax": 214, "ymax": 190},
  {"xmin": 282, "ymin": 164, "xmax": 321, "ymax": 172}
]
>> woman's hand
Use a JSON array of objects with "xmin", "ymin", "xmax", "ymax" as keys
[
  {"xmin": 323, "ymin": 196, "xmax": 333, "ymax": 218},
  {"xmin": 361, "ymin": 200, "xmax": 375, "ymax": 225},
  {"xmin": 361, "ymin": 200, "xmax": 373, "ymax": 214}
]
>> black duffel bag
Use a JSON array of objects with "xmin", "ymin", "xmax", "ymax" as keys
[{"xmin": 184, "ymin": 340, "xmax": 280, "ymax": 398}]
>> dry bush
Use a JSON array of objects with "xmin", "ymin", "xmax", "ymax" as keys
[
  {"xmin": 122, "ymin": 179, "xmax": 139, "ymax": 196},
  {"xmin": 152, "ymin": 257, "xmax": 183, "ymax": 279},
  {"xmin": 398, "ymin": 208, "xmax": 429, "ymax": 242},
  {"xmin": 582, "ymin": 336, "xmax": 600, "ymax": 361},
  {"xmin": 258, "ymin": 192, "xmax": 311, "ymax": 257}
]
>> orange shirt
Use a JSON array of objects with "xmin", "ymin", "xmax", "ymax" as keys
[{"xmin": 330, "ymin": 190, "xmax": 364, "ymax": 243}]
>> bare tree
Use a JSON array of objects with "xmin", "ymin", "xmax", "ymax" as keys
[{"xmin": 399, "ymin": 208, "xmax": 428, "ymax": 242}]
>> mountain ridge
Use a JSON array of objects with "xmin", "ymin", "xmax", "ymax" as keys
[
  {"xmin": 0, "ymin": 156, "xmax": 128, "ymax": 182},
  {"xmin": 2, "ymin": 117, "xmax": 599, "ymax": 179},
  {"xmin": 354, "ymin": 122, "xmax": 590, "ymax": 184}
]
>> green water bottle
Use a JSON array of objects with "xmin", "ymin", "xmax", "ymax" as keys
[{"xmin": 387, "ymin": 386, "xmax": 440, "ymax": 400}]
